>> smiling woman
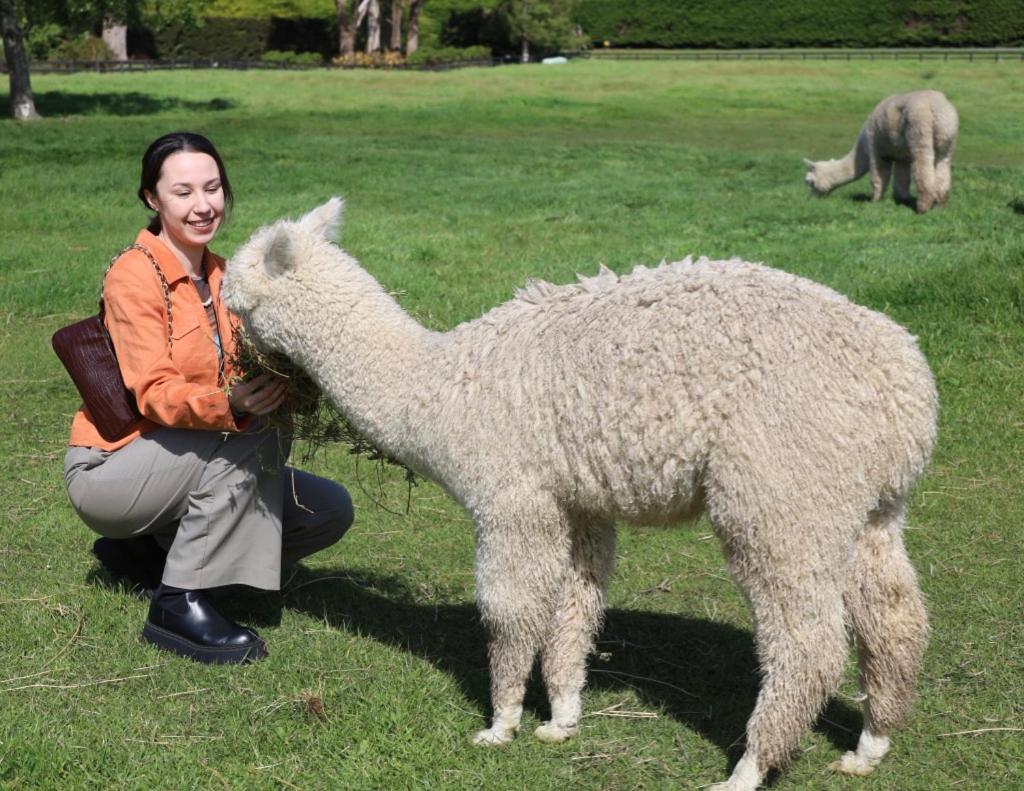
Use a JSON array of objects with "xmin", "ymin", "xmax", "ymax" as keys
[
  {"xmin": 139, "ymin": 135, "xmax": 232, "ymax": 271},
  {"xmin": 60, "ymin": 131, "xmax": 355, "ymax": 666}
]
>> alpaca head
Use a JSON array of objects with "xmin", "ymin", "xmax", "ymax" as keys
[
  {"xmin": 222, "ymin": 197, "xmax": 346, "ymax": 355},
  {"xmin": 803, "ymin": 158, "xmax": 834, "ymax": 196}
]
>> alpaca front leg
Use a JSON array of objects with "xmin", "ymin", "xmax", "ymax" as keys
[
  {"xmin": 536, "ymin": 517, "xmax": 616, "ymax": 744},
  {"xmin": 870, "ymin": 157, "xmax": 892, "ymax": 202},
  {"xmin": 471, "ymin": 496, "xmax": 570, "ymax": 747},
  {"xmin": 892, "ymin": 161, "xmax": 912, "ymax": 206}
]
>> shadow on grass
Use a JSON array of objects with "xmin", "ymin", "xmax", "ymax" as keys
[
  {"xmin": 279, "ymin": 566, "xmax": 861, "ymax": 764},
  {"xmin": 31, "ymin": 91, "xmax": 235, "ymax": 117},
  {"xmin": 849, "ymin": 192, "xmax": 919, "ymax": 211}
]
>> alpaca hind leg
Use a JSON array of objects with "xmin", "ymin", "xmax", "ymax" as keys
[
  {"xmin": 892, "ymin": 161, "xmax": 912, "ymax": 206},
  {"xmin": 870, "ymin": 157, "xmax": 892, "ymax": 202},
  {"xmin": 910, "ymin": 144, "xmax": 937, "ymax": 213},
  {"xmin": 472, "ymin": 496, "xmax": 570, "ymax": 746},
  {"xmin": 934, "ymin": 157, "xmax": 952, "ymax": 206},
  {"xmin": 831, "ymin": 501, "xmax": 928, "ymax": 776},
  {"xmin": 535, "ymin": 516, "xmax": 616, "ymax": 743},
  {"xmin": 708, "ymin": 515, "xmax": 852, "ymax": 789}
]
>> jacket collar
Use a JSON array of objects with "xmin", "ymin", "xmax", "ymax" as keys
[{"xmin": 135, "ymin": 228, "xmax": 221, "ymax": 285}]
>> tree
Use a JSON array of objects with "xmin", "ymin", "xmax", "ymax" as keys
[
  {"xmin": 499, "ymin": 0, "xmax": 578, "ymax": 63},
  {"xmin": 102, "ymin": 12, "xmax": 126, "ymax": 59},
  {"xmin": 4, "ymin": 0, "xmax": 208, "ymax": 120},
  {"xmin": 336, "ymin": 0, "xmax": 372, "ymax": 57},
  {"xmin": 335, "ymin": 0, "xmax": 356, "ymax": 56},
  {"xmin": 406, "ymin": 0, "xmax": 422, "ymax": 55},
  {"xmin": 388, "ymin": 0, "xmax": 402, "ymax": 52},
  {"xmin": 364, "ymin": 0, "xmax": 381, "ymax": 53},
  {"xmin": 1, "ymin": 0, "xmax": 40, "ymax": 120}
]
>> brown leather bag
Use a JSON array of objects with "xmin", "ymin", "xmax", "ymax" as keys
[{"xmin": 52, "ymin": 244, "xmax": 171, "ymax": 442}]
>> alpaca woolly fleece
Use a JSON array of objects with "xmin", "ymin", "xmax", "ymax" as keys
[
  {"xmin": 223, "ymin": 199, "xmax": 938, "ymax": 790},
  {"xmin": 804, "ymin": 90, "xmax": 958, "ymax": 213}
]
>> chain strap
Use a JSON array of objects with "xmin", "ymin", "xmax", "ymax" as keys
[{"xmin": 100, "ymin": 243, "xmax": 174, "ymax": 357}]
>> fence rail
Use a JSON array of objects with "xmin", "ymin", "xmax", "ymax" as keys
[
  {"xmin": 0, "ymin": 57, "xmax": 501, "ymax": 75},
  {"xmin": 584, "ymin": 48, "xmax": 1024, "ymax": 62},
  {"xmin": 4, "ymin": 49, "xmax": 1022, "ymax": 76}
]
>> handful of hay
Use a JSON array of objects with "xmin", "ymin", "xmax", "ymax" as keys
[{"xmin": 229, "ymin": 324, "xmax": 415, "ymax": 484}]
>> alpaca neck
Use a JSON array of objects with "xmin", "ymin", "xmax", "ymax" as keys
[
  {"xmin": 822, "ymin": 132, "xmax": 870, "ymax": 191},
  {"xmin": 285, "ymin": 269, "xmax": 443, "ymax": 466}
]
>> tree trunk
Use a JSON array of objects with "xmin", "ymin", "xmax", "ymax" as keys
[
  {"xmin": 406, "ymin": 0, "xmax": 422, "ymax": 55},
  {"xmin": 0, "ymin": 0, "xmax": 40, "ymax": 121},
  {"xmin": 336, "ymin": 0, "xmax": 356, "ymax": 56},
  {"xmin": 102, "ymin": 17, "xmax": 128, "ymax": 61},
  {"xmin": 520, "ymin": 37, "xmax": 530, "ymax": 63},
  {"xmin": 388, "ymin": 0, "xmax": 403, "ymax": 53},
  {"xmin": 366, "ymin": 0, "xmax": 381, "ymax": 53}
]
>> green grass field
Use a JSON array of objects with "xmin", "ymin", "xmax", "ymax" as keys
[{"xmin": 1, "ymin": 59, "xmax": 1022, "ymax": 789}]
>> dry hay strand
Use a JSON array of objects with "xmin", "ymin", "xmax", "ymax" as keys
[{"xmin": 229, "ymin": 325, "xmax": 416, "ymax": 486}]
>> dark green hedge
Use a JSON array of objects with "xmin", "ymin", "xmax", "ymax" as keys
[
  {"xmin": 130, "ymin": 16, "xmax": 335, "ymax": 60},
  {"xmin": 574, "ymin": 0, "xmax": 1024, "ymax": 48}
]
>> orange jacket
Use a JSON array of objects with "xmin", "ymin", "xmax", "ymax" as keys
[{"xmin": 68, "ymin": 229, "xmax": 247, "ymax": 450}]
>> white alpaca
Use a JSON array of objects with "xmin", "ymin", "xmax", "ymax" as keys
[
  {"xmin": 223, "ymin": 200, "xmax": 937, "ymax": 790},
  {"xmin": 804, "ymin": 90, "xmax": 958, "ymax": 213}
]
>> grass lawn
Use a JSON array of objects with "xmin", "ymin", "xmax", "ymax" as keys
[{"xmin": 1, "ymin": 59, "xmax": 1022, "ymax": 789}]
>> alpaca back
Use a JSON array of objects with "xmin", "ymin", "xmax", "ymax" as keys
[
  {"xmin": 863, "ymin": 90, "xmax": 958, "ymax": 161},
  {"xmin": 438, "ymin": 258, "xmax": 936, "ymax": 524}
]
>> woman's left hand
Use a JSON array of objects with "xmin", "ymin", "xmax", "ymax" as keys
[{"xmin": 229, "ymin": 373, "xmax": 288, "ymax": 416}]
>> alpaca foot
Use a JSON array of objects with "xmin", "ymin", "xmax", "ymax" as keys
[
  {"xmin": 828, "ymin": 730, "xmax": 890, "ymax": 776},
  {"xmin": 534, "ymin": 721, "xmax": 578, "ymax": 743},
  {"xmin": 708, "ymin": 752, "xmax": 762, "ymax": 791},
  {"xmin": 472, "ymin": 727, "xmax": 516, "ymax": 746}
]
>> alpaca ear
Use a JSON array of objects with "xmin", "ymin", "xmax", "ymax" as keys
[
  {"xmin": 298, "ymin": 197, "xmax": 344, "ymax": 242},
  {"xmin": 802, "ymin": 158, "xmax": 815, "ymax": 171},
  {"xmin": 263, "ymin": 226, "xmax": 298, "ymax": 278}
]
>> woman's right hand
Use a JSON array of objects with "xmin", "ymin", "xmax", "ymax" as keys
[{"xmin": 229, "ymin": 373, "xmax": 288, "ymax": 416}]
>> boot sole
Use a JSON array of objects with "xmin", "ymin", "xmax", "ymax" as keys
[{"xmin": 141, "ymin": 621, "xmax": 268, "ymax": 665}]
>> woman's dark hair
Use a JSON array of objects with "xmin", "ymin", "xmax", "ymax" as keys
[{"xmin": 138, "ymin": 132, "xmax": 233, "ymax": 234}]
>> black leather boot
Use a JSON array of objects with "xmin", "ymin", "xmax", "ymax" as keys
[
  {"xmin": 142, "ymin": 586, "xmax": 267, "ymax": 664},
  {"xmin": 92, "ymin": 536, "xmax": 167, "ymax": 598}
]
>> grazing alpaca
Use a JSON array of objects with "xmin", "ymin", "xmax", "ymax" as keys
[
  {"xmin": 223, "ymin": 199, "xmax": 937, "ymax": 790},
  {"xmin": 804, "ymin": 90, "xmax": 958, "ymax": 213}
]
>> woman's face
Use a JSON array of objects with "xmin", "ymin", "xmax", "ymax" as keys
[{"xmin": 145, "ymin": 151, "xmax": 225, "ymax": 252}]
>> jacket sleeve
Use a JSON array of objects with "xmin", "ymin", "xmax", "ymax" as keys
[{"xmin": 103, "ymin": 254, "xmax": 240, "ymax": 431}]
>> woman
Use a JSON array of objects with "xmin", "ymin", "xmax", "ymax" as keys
[{"xmin": 64, "ymin": 132, "xmax": 353, "ymax": 664}]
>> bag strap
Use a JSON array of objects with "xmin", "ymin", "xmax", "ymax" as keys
[{"xmin": 100, "ymin": 243, "xmax": 174, "ymax": 355}]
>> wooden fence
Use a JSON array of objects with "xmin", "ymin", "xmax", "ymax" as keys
[
  {"xmin": 584, "ymin": 48, "xmax": 1024, "ymax": 62},
  {"xmin": 4, "ymin": 48, "xmax": 1022, "ymax": 75}
]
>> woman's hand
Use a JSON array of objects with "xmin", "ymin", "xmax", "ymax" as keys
[{"xmin": 229, "ymin": 373, "xmax": 288, "ymax": 416}]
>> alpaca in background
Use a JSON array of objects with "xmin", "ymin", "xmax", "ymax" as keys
[{"xmin": 804, "ymin": 90, "xmax": 958, "ymax": 213}]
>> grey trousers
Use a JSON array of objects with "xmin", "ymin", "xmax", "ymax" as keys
[{"xmin": 64, "ymin": 426, "xmax": 353, "ymax": 591}]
